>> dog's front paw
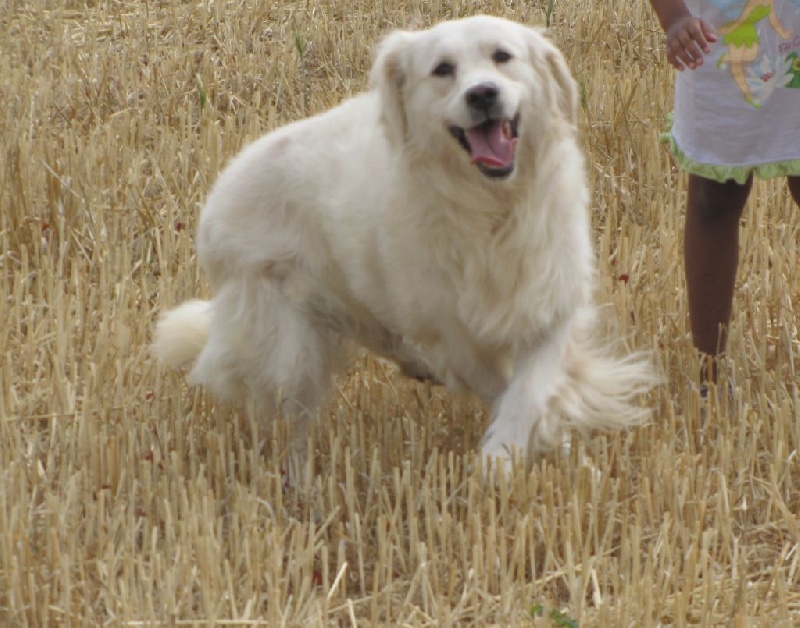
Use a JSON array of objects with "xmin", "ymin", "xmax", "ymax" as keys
[{"xmin": 479, "ymin": 426, "xmax": 526, "ymax": 477}]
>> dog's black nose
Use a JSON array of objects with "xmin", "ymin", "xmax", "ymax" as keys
[{"xmin": 465, "ymin": 82, "xmax": 499, "ymax": 111}]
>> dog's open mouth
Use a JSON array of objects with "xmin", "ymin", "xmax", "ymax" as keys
[{"xmin": 449, "ymin": 114, "xmax": 519, "ymax": 178}]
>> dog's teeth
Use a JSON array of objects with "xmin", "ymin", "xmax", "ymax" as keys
[{"xmin": 502, "ymin": 120, "xmax": 511, "ymax": 138}]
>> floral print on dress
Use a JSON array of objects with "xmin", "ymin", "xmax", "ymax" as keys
[{"xmin": 745, "ymin": 47, "xmax": 795, "ymax": 100}]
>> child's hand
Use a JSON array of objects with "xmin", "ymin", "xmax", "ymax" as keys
[{"xmin": 665, "ymin": 16, "xmax": 717, "ymax": 71}]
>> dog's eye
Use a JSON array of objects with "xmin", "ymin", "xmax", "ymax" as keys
[
  {"xmin": 432, "ymin": 61, "xmax": 455, "ymax": 77},
  {"xmin": 492, "ymin": 49, "xmax": 513, "ymax": 64}
]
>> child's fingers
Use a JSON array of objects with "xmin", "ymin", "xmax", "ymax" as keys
[
  {"xmin": 668, "ymin": 31, "xmax": 704, "ymax": 69},
  {"xmin": 700, "ymin": 20, "xmax": 718, "ymax": 45},
  {"xmin": 683, "ymin": 21, "xmax": 712, "ymax": 53},
  {"xmin": 665, "ymin": 18, "xmax": 717, "ymax": 71},
  {"xmin": 667, "ymin": 54, "xmax": 685, "ymax": 71}
]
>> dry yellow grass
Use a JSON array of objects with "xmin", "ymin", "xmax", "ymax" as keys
[{"xmin": 2, "ymin": 0, "xmax": 799, "ymax": 625}]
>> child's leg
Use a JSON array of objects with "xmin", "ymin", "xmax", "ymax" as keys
[
  {"xmin": 684, "ymin": 173, "xmax": 753, "ymax": 382},
  {"xmin": 788, "ymin": 176, "xmax": 800, "ymax": 207}
]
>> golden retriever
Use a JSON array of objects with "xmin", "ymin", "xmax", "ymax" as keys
[{"xmin": 153, "ymin": 15, "xmax": 655, "ymax": 472}]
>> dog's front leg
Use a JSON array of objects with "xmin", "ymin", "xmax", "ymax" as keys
[{"xmin": 479, "ymin": 322, "xmax": 573, "ymax": 472}]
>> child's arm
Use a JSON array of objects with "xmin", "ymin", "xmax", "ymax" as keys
[{"xmin": 649, "ymin": 0, "xmax": 718, "ymax": 71}]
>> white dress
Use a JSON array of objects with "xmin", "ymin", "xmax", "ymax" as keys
[{"xmin": 666, "ymin": 0, "xmax": 800, "ymax": 182}]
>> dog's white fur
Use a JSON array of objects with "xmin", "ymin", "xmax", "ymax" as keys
[{"xmin": 153, "ymin": 16, "xmax": 655, "ymax": 470}]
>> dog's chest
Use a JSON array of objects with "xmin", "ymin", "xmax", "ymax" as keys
[
  {"xmin": 441, "ymin": 235, "xmax": 589, "ymax": 347},
  {"xmin": 368, "ymin": 191, "xmax": 592, "ymax": 353}
]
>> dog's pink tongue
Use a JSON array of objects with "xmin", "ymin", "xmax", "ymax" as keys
[{"xmin": 465, "ymin": 121, "xmax": 516, "ymax": 167}]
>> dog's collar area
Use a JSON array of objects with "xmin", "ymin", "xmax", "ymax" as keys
[{"xmin": 449, "ymin": 113, "xmax": 519, "ymax": 179}]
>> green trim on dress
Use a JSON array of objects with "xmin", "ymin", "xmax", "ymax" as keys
[{"xmin": 661, "ymin": 129, "xmax": 800, "ymax": 184}]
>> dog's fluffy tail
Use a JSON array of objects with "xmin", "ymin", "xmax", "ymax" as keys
[
  {"xmin": 481, "ymin": 330, "xmax": 659, "ymax": 469},
  {"xmin": 530, "ymin": 345, "xmax": 659, "ymax": 457},
  {"xmin": 152, "ymin": 299, "xmax": 212, "ymax": 368}
]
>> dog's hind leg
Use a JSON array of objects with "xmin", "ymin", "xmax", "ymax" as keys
[
  {"xmin": 360, "ymin": 327, "xmax": 439, "ymax": 383},
  {"xmin": 190, "ymin": 274, "xmax": 340, "ymax": 476}
]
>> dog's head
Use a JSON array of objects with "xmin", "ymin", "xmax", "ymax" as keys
[{"xmin": 370, "ymin": 16, "xmax": 578, "ymax": 181}]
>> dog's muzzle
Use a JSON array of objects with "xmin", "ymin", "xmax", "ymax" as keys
[
  {"xmin": 449, "ymin": 114, "xmax": 520, "ymax": 179},
  {"xmin": 449, "ymin": 82, "xmax": 519, "ymax": 179}
]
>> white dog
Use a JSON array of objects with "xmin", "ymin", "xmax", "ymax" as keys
[{"xmin": 153, "ymin": 15, "xmax": 655, "ymax": 471}]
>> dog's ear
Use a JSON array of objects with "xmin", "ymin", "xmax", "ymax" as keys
[
  {"xmin": 526, "ymin": 28, "xmax": 579, "ymax": 126},
  {"xmin": 544, "ymin": 46, "xmax": 579, "ymax": 125},
  {"xmin": 370, "ymin": 30, "xmax": 416, "ymax": 145}
]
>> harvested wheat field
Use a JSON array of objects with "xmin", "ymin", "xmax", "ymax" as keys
[{"xmin": 2, "ymin": 0, "xmax": 800, "ymax": 625}]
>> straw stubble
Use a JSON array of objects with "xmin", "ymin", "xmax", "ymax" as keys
[{"xmin": 1, "ymin": 0, "xmax": 799, "ymax": 624}]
